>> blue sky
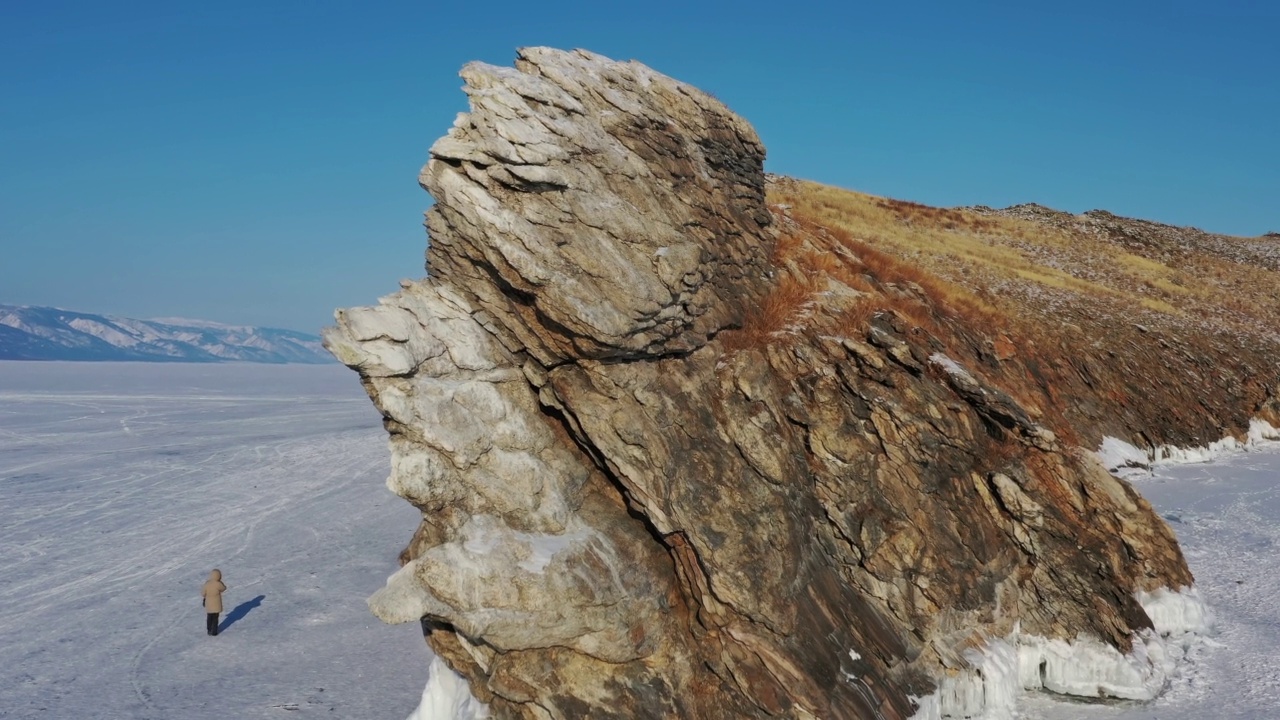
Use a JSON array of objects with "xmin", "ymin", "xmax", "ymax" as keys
[{"xmin": 3, "ymin": 1, "xmax": 1276, "ymax": 332}]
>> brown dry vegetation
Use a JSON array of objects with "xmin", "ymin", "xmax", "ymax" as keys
[
  {"xmin": 720, "ymin": 272, "xmax": 820, "ymax": 352},
  {"xmin": 724, "ymin": 185, "xmax": 1010, "ymax": 353}
]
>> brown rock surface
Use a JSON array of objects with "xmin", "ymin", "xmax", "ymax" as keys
[{"xmin": 325, "ymin": 48, "xmax": 1277, "ymax": 718}]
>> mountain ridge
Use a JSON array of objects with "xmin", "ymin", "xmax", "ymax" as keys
[{"xmin": 0, "ymin": 304, "xmax": 331, "ymax": 363}]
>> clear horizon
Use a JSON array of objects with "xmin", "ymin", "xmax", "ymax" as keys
[{"xmin": 3, "ymin": 1, "xmax": 1276, "ymax": 332}]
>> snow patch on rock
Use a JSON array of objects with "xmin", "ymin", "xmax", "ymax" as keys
[
  {"xmin": 1096, "ymin": 436, "xmax": 1156, "ymax": 477},
  {"xmin": 928, "ymin": 352, "xmax": 976, "ymax": 384}
]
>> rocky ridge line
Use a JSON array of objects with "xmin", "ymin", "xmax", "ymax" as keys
[{"xmin": 969, "ymin": 202, "xmax": 1280, "ymax": 271}]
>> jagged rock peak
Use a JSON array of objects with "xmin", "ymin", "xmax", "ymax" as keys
[
  {"xmin": 326, "ymin": 48, "xmax": 1199, "ymax": 720},
  {"xmin": 421, "ymin": 47, "xmax": 773, "ymax": 364}
]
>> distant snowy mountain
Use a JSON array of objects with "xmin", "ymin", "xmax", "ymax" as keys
[{"xmin": 0, "ymin": 305, "xmax": 332, "ymax": 363}]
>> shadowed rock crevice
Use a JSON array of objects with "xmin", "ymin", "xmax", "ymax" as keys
[{"xmin": 324, "ymin": 48, "xmax": 1231, "ymax": 719}]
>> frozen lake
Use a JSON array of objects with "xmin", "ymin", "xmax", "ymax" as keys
[
  {"xmin": 0, "ymin": 362, "xmax": 427, "ymax": 719},
  {"xmin": 1, "ymin": 361, "xmax": 1276, "ymax": 719}
]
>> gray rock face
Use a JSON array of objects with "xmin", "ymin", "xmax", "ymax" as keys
[{"xmin": 326, "ymin": 48, "xmax": 1196, "ymax": 719}]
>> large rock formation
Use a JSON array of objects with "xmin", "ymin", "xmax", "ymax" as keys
[{"xmin": 325, "ymin": 48, "xmax": 1221, "ymax": 718}]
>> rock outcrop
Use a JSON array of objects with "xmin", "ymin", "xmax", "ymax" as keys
[{"xmin": 325, "ymin": 48, "xmax": 1228, "ymax": 718}]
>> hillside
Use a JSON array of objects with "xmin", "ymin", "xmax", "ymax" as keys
[{"xmin": 0, "ymin": 305, "xmax": 331, "ymax": 364}]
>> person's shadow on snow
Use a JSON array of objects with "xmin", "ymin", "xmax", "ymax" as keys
[{"xmin": 219, "ymin": 595, "xmax": 265, "ymax": 633}]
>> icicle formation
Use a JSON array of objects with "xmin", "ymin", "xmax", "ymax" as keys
[{"xmin": 1097, "ymin": 419, "xmax": 1280, "ymax": 476}]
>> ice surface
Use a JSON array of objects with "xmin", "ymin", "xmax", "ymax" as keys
[{"xmin": 0, "ymin": 362, "xmax": 428, "ymax": 718}]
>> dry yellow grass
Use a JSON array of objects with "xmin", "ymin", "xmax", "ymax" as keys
[
  {"xmin": 723, "ymin": 177, "xmax": 1279, "ymax": 355},
  {"xmin": 773, "ymin": 182, "xmax": 1141, "ymax": 308},
  {"xmin": 764, "ymin": 178, "xmax": 1280, "ymax": 343}
]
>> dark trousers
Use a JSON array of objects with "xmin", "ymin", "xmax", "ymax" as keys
[{"xmin": 207, "ymin": 612, "xmax": 220, "ymax": 636}]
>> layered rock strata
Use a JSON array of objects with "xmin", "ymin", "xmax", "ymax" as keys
[{"xmin": 325, "ymin": 48, "xmax": 1217, "ymax": 718}]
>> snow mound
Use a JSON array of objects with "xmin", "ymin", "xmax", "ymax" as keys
[
  {"xmin": 1247, "ymin": 418, "xmax": 1280, "ymax": 445},
  {"xmin": 406, "ymin": 656, "xmax": 490, "ymax": 720}
]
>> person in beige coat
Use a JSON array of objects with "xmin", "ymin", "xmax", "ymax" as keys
[{"xmin": 202, "ymin": 569, "xmax": 226, "ymax": 636}]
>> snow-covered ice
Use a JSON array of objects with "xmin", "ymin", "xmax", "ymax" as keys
[{"xmin": 0, "ymin": 362, "xmax": 428, "ymax": 718}]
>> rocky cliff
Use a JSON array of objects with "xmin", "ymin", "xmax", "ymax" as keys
[{"xmin": 324, "ymin": 48, "xmax": 1279, "ymax": 719}]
